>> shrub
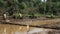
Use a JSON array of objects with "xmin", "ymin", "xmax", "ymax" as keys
[{"xmin": 12, "ymin": 13, "xmax": 23, "ymax": 19}]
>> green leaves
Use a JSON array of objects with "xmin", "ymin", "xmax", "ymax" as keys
[
  {"xmin": 14, "ymin": 0, "xmax": 19, "ymax": 4},
  {"xmin": 19, "ymin": 2, "xmax": 27, "ymax": 9},
  {"xmin": 0, "ymin": 0, "xmax": 60, "ymax": 16},
  {"xmin": 0, "ymin": 0, "xmax": 7, "ymax": 7}
]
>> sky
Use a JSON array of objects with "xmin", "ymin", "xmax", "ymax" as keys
[{"xmin": 41, "ymin": 0, "xmax": 47, "ymax": 2}]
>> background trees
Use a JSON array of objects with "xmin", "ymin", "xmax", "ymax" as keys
[{"xmin": 0, "ymin": 0, "xmax": 60, "ymax": 17}]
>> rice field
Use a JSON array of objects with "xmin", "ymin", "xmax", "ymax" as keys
[
  {"xmin": 0, "ymin": 17, "xmax": 60, "ymax": 34},
  {"xmin": 0, "ymin": 24, "xmax": 60, "ymax": 34}
]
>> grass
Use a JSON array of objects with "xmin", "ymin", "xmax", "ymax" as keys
[
  {"xmin": 22, "ymin": 13, "xmax": 44, "ymax": 17},
  {"xmin": 12, "ymin": 13, "xmax": 60, "ymax": 18},
  {"xmin": 34, "ymin": 13, "xmax": 44, "ymax": 16}
]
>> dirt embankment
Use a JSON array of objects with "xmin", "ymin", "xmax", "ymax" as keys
[{"xmin": 0, "ymin": 16, "xmax": 60, "ymax": 29}]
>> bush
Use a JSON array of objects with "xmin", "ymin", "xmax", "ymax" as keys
[
  {"xmin": 12, "ymin": 13, "xmax": 23, "ymax": 19},
  {"xmin": 29, "ymin": 13, "xmax": 37, "ymax": 19},
  {"xmin": 46, "ymin": 14, "xmax": 55, "ymax": 19}
]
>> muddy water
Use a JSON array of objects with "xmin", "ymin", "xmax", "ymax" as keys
[
  {"xmin": 0, "ymin": 24, "xmax": 60, "ymax": 34},
  {"xmin": 0, "ymin": 24, "xmax": 30, "ymax": 34}
]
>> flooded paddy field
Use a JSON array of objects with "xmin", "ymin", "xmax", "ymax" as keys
[
  {"xmin": 0, "ymin": 17, "xmax": 60, "ymax": 34},
  {"xmin": 0, "ymin": 24, "xmax": 60, "ymax": 34}
]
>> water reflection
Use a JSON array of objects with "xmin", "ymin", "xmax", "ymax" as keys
[
  {"xmin": 0, "ymin": 24, "xmax": 60, "ymax": 34},
  {"xmin": 15, "ymin": 31, "xmax": 20, "ymax": 34},
  {"xmin": 3, "ymin": 28, "xmax": 6, "ymax": 34},
  {"xmin": 11, "ymin": 31, "xmax": 14, "ymax": 34}
]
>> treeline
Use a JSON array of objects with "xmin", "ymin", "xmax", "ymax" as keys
[{"xmin": 0, "ymin": 0, "xmax": 60, "ymax": 17}]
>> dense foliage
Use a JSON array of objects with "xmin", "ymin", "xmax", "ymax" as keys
[{"xmin": 0, "ymin": 0, "xmax": 60, "ymax": 17}]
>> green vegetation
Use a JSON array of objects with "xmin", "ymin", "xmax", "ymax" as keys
[{"xmin": 0, "ymin": 0, "xmax": 60, "ymax": 18}]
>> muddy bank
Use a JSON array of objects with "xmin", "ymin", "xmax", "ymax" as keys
[{"xmin": 0, "ymin": 18, "xmax": 60, "ymax": 30}]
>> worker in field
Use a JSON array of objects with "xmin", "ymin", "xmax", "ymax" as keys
[
  {"xmin": 3, "ymin": 13, "xmax": 7, "ymax": 20},
  {"xmin": 19, "ymin": 13, "xmax": 23, "ymax": 19},
  {"xmin": 3, "ymin": 13, "xmax": 10, "ymax": 22}
]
